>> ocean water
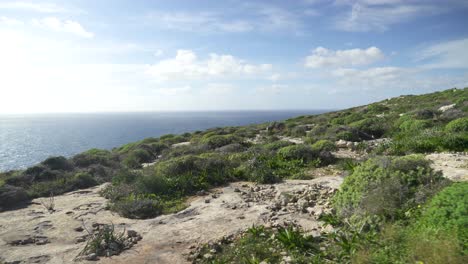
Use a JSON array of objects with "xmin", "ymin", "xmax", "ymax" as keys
[{"xmin": 0, "ymin": 111, "xmax": 325, "ymax": 172}]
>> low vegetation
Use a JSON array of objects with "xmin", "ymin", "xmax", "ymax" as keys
[
  {"xmin": 0, "ymin": 87, "xmax": 467, "ymax": 262},
  {"xmin": 203, "ymin": 156, "xmax": 467, "ymax": 263}
]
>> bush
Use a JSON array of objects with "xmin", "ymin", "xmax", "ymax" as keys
[
  {"xmin": 71, "ymin": 172, "xmax": 98, "ymax": 189},
  {"xmin": 441, "ymin": 133, "xmax": 468, "ymax": 151},
  {"xmin": 147, "ymin": 154, "xmax": 234, "ymax": 196},
  {"xmin": 242, "ymin": 154, "xmax": 281, "ymax": 184},
  {"xmin": 389, "ymin": 128, "xmax": 445, "ymax": 154},
  {"xmin": 110, "ymin": 194, "xmax": 163, "ymax": 219},
  {"xmin": 399, "ymin": 119, "xmax": 430, "ymax": 132},
  {"xmin": 416, "ymin": 182, "xmax": 468, "ymax": 252},
  {"xmin": 289, "ymin": 126, "xmax": 307, "ymax": 137},
  {"xmin": 336, "ymin": 130, "xmax": 360, "ymax": 141},
  {"xmin": 112, "ymin": 169, "xmax": 140, "ymax": 185},
  {"xmin": 413, "ymin": 109, "xmax": 436, "ymax": 119},
  {"xmin": 0, "ymin": 185, "xmax": 29, "ymax": 210},
  {"xmin": 41, "ymin": 156, "xmax": 72, "ymax": 171},
  {"xmin": 123, "ymin": 154, "xmax": 141, "ymax": 169},
  {"xmin": 278, "ymin": 144, "xmax": 318, "ymax": 162},
  {"xmin": 73, "ymin": 149, "xmax": 114, "ymax": 167},
  {"xmin": 311, "ymin": 139, "xmax": 337, "ymax": 152},
  {"xmin": 262, "ymin": 141, "xmax": 294, "ymax": 151},
  {"xmin": 446, "ymin": 117, "xmax": 468, "ymax": 133},
  {"xmin": 350, "ymin": 118, "xmax": 387, "ymax": 139},
  {"xmin": 367, "ymin": 104, "xmax": 389, "ymax": 114},
  {"xmin": 123, "ymin": 149, "xmax": 154, "ymax": 168},
  {"xmin": 201, "ymin": 134, "xmax": 242, "ymax": 149},
  {"xmin": 333, "ymin": 155, "xmax": 445, "ymax": 219}
]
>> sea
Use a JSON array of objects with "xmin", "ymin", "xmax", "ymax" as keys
[{"xmin": 0, "ymin": 110, "xmax": 326, "ymax": 172}]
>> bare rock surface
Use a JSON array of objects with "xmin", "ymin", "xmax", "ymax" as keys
[
  {"xmin": 426, "ymin": 152, "xmax": 468, "ymax": 181},
  {"xmin": 0, "ymin": 176, "xmax": 342, "ymax": 264}
]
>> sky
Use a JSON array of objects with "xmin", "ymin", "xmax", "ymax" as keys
[{"xmin": 0, "ymin": 0, "xmax": 467, "ymax": 113}]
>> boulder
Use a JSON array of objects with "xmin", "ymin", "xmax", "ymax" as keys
[
  {"xmin": 0, "ymin": 185, "xmax": 29, "ymax": 210},
  {"xmin": 438, "ymin": 104, "xmax": 456, "ymax": 112},
  {"xmin": 335, "ymin": 139, "xmax": 348, "ymax": 148}
]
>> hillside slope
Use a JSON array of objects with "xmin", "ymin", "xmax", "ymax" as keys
[{"xmin": 0, "ymin": 87, "xmax": 467, "ymax": 264}]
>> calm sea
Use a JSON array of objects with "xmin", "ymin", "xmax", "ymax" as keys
[{"xmin": 0, "ymin": 111, "xmax": 325, "ymax": 172}]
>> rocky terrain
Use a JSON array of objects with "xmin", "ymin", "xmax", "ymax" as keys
[
  {"xmin": 1, "ymin": 150, "xmax": 466, "ymax": 264},
  {"xmin": 0, "ymin": 176, "xmax": 343, "ymax": 264}
]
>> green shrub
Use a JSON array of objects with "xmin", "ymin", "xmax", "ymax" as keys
[
  {"xmin": 441, "ymin": 133, "xmax": 468, "ymax": 151},
  {"xmin": 389, "ymin": 128, "xmax": 445, "ymax": 154},
  {"xmin": 122, "ymin": 149, "xmax": 155, "ymax": 169},
  {"xmin": 333, "ymin": 155, "xmax": 445, "ymax": 219},
  {"xmin": 41, "ymin": 156, "xmax": 72, "ymax": 171},
  {"xmin": 201, "ymin": 134, "xmax": 242, "ymax": 149},
  {"xmin": 412, "ymin": 109, "xmax": 436, "ymax": 119},
  {"xmin": 110, "ymin": 193, "xmax": 163, "ymax": 219},
  {"xmin": 311, "ymin": 139, "xmax": 337, "ymax": 152},
  {"xmin": 446, "ymin": 117, "xmax": 468, "ymax": 133},
  {"xmin": 278, "ymin": 145, "xmax": 318, "ymax": 162},
  {"xmin": 262, "ymin": 140, "xmax": 294, "ymax": 151},
  {"xmin": 148, "ymin": 154, "xmax": 235, "ymax": 196},
  {"xmin": 242, "ymin": 154, "xmax": 281, "ymax": 183},
  {"xmin": 350, "ymin": 118, "xmax": 387, "ymax": 139},
  {"xmin": 72, "ymin": 149, "xmax": 114, "ymax": 167},
  {"xmin": 77, "ymin": 224, "xmax": 128, "ymax": 258},
  {"xmin": 289, "ymin": 126, "xmax": 307, "ymax": 137},
  {"xmin": 336, "ymin": 130, "xmax": 360, "ymax": 141},
  {"xmin": 123, "ymin": 154, "xmax": 141, "ymax": 169},
  {"xmin": 146, "ymin": 142, "xmax": 169, "ymax": 154},
  {"xmin": 416, "ymin": 182, "xmax": 468, "ymax": 252},
  {"xmin": 399, "ymin": 119, "xmax": 430, "ymax": 132},
  {"xmin": 367, "ymin": 104, "xmax": 389, "ymax": 114},
  {"xmin": 71, "ymin": 172, "xmax": 98, "ymax": 189},
  {"xmin": 112, "ymin": 169, "xmax": 140, "ymax": 185}
]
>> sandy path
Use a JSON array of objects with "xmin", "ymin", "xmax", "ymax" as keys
[{"xmin": 426, "ymin": 153, "xmax": 468, "ymax": 181}]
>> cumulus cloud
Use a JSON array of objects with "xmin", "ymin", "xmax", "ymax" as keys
[
  {"xmin": 305, "ymin": 46, "xmax": 384, "ymax": 68},
  {"xmin": 0, "ymin": 1, "xmax": 68, "ymax": 13},
  {"xmin": 32, "ymin": 17, "xmax": 94, "ymax": 38},
  {"xmin": 146, "ymin": 50, "xmax": 272, "ymax": 81},
  {"xmin": 417, "ymin": 38, "xmax": 468, "ymax": 69}
]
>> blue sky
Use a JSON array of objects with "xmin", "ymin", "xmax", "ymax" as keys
[{"xmin": 0, "ymin": 0, "xmax": 467, "ymax": 113}]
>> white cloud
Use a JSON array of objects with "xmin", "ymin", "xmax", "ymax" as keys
[
  {"xmin": 155, "ymin": 86, "xmax": 192, "ymax": 96},
  {"xmin": 147, "ymin": 12, "xmax": 253, "ymax": 33},
  {"xmin": 154, "ymin": 49, "xmax": 164, "ymax": 57},
  {"xmin": 256, "ymin": 6, "xmax": 303, "ymax": 33},
  {"xmin": 417, "ymin": 38, "xmax": 468, "ymax": 69},
  {"xmin": 329, "ymin": 66, "xmax": 468, "ymax": 91},
  {"xmin": 331, "ymin": 66, "xmax": 404, "ymax": 88},
  {"xmin": 201, "ymin": 83, "xmax": 234, "ymax": 95},
  {"xmin": 255, "ymin": 84, "xmax": 287, "ymax": 94},
  {"xmin": 32, "ymin": 17, "xmax": 94, "ymax": 38},
  {"xmin": 334, "ymin": 2, "xmax": 439, "ymax": 32},
  {"xmin": 146, "ymin": 4, "xmax": 305, "ymax": 34},
  {"xmin": 0, "ymin": 16, "xmax": 24, "ymax": 26},
  {"xmin": 146, "ymin": 49, "xmax": 272, "ymax": 81},
  {"xmin": 305, "ymin": 46, "xmax": 384, "ymax": 68},
  {"xmin": 0, "ymin": 1, "xmax": 68, "ymax": 13}
]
